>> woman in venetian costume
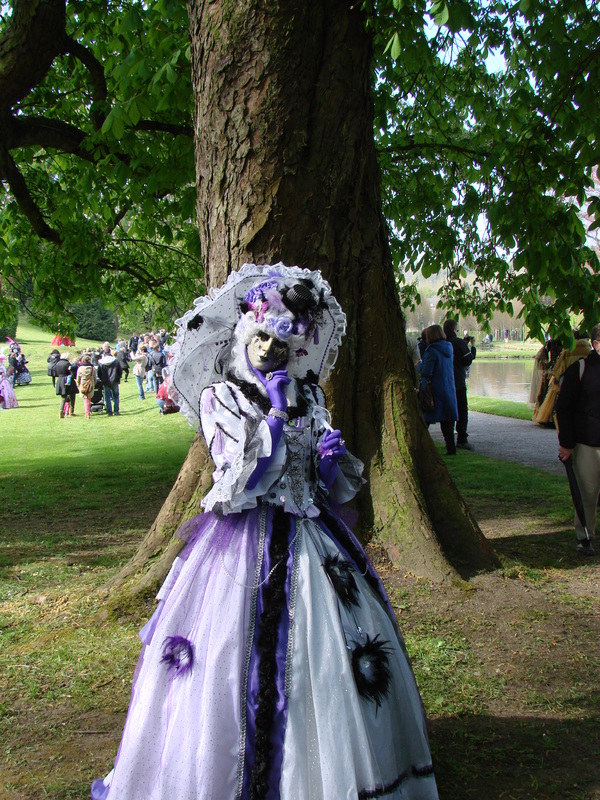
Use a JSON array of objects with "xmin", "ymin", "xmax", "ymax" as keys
[{"xmin": 92, "ymin": 264, "xmax": 438, "ymax": 800}]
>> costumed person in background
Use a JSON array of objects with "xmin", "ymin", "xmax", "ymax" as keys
[
  {"xmin": 529, "ymin": 342, "xmax": 551, "ymax": 407},
  {"xmin": 92, "ymin": 264, "xmax": 438, "ymax": 800},
  {"xmin": 418, "ymin": 324, "xmax": 458, "ymax": 456},
  {"xmin": 533, "ymin": 331, "xmax": 591, "ymax": 427},
  {"xmin": 76, "ymin": 354, "xmax": 97, "ymax": 419},
  {"xmin": 0, "ymin": 364, "xmax": 19, "ymax": 409}
]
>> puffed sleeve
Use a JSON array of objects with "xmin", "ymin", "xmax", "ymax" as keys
[
  {"xmin": 311, "ymin": 386, "xmax": 366, "ymax": 505},
  {"xmin": 200, "ymin": 381, "xmax": 278, "ymax": 514}
]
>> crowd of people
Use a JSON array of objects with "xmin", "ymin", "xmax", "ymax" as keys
[{"xmin": 46, "ymin": 329, "xmax": 178, "ymax": 419}]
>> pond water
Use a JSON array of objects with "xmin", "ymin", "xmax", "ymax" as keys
[{"xmin": 467, "ymin": 359, "xmax": 534, "ymax": 403}]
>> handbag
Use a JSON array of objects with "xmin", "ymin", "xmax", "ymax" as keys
[{"xmin": 417, "ymin": 378, "xmax": 436, "ymax": 413}]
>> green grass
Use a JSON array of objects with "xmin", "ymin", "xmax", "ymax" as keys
[
  {"xmin": 1, "ymin": 320, "xmax": 195, "ymax": 798},
  {"xmin": 468, "ymin": 394, "xmax": 533, "ymax": 420}
]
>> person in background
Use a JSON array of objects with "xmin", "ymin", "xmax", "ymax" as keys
[
  {"xmin": 116, "ymin": 343, "xmax": 130, "ymax": 383},
  {"xmin": 76, "ymin": 354, "xmax": 97, "ymax": 419},
  {"xmin": 443, "ymin": 318, "xmax": 475, "ymax": 450},
  {"xmin": 417, "ymin": 328, "xmax": 427, "ymax": 360},
  {"xmin": 150, "ymin": 339, "xmax": 166, "ymax": 392},
  {"xmin": 0, "ymin": 364, "xmax": 18, "ymax": 409},
  {"xmin": 128, "ymin": 332, "xmax": 140, "ymax": 353},
  {"xmin": 534, "ymin": 332, "xmax": 591, "ymax": 427},
  {"xmin": 418, "ymin": 324, "xmax": 458, "ymax": 456},
  {"xmin": 555, "ymin": 323, "xmax": 600, "ymax": 557},
  {"xmin": 463, "ymin": 335, "xmax": 477, "ymax": 380},
  {"xmin": 405, "ymin": 333, "xmax": 421, "ymax": 386},
  {"xmin": 98, "ymin": 347, "xmax": 123, "ymax": 416},
  {"xmin": 552, "ymin": 330, "xmax": 591, "ymax": 384},
  {"xmin": 130, "ymin": 345, "xmax": 149, "ymax": 400},
  {"xmin": 145, "ymin": 336, "xmax": 156, "ymax": 393},
  {"xmin": 54, "ymin": 353, "xmax": 73, "ymax": 418},
  {"xmin": 47, "ymin": 349, "xmax": 60, "ymax": 387},
  {"xmin": 156, "ymin": 371, "xmax": 180, "ymax": 414}
]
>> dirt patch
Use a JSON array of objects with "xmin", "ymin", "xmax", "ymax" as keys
[{"xmin": 368, "ymin": 520, "xmax": 600, "ymax": 800}]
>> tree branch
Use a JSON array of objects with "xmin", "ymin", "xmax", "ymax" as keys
[
  {"xmin": 0, "ymin": 141, "xmax": 60, "ymax": 242},
  {"xmin": 381, "ymin": 139, "xmax": 489, "ymax": 164},
  {"xmin": 5, "ymin": 115, "xmax": 92, "ymax": 158},
  {"xmin": 135, "ymin": 120, "xmax": 193, "ymax": 136},
  {"xmin": 63, "ymin": 36, "xmax": 108, "ymax": 130}
]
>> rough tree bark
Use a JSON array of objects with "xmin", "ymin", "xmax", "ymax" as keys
[{"xmin": 107, "ymin": 0, "xmax": 499, "ymax": 608}]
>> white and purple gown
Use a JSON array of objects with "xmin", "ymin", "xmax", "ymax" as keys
[{"xmin": 92, "ymin": 379, "xmax": 438, "ymax": 800}]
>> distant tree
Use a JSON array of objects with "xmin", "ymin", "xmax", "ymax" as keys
[{"xmin": 72, "ymin": 299, "xmax": 117, "ymax": 341}]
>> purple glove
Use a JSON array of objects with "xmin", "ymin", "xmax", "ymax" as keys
[
  {"xmin": 318, "ymin": 429, "xmax": 346, "ymax": 490},
  {"xmin": 245, "ymin": 364, "xmax": 291, "ymax": 491},
  {"xmin": 246, "ymin": 353, "xmax": 291, "ymax": 410}
]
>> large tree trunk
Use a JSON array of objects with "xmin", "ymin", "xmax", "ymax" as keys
[{"xmin": 108, "ymin": 0, "xmax": 498, "ymax": 609}]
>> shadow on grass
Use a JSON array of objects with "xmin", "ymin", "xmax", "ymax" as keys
[
  {"xmin": 492, "ymin": 528, "xmax": 593, "ymax": 571},
  {"xmin": 430, "ymin": 712, "xmax": 600, "ymax": 800}
]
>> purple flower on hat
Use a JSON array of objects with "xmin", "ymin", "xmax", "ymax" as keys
[{"xmin": 270, "ymin": 316, "xmax": 293, "ymax": 340}]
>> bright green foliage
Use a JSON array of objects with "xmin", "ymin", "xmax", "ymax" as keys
[
  {"xmin": 370, "ymin": 0, "xmax": 600, "ymax": 343},
  {"xmin": 0, "ymin": 0, "xmax": 202, "ymax": 333}
]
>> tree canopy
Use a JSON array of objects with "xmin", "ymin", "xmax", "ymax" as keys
[
  {"xmin": 0, "ymin": 0, "xmax": 201, "ymax": 332},
  {"xmin": 372, "ymin": 0, "xmax": 600, "ymax": 342},
  {"xmin": 1, "ymin": 0, "xmax": 599, "ymax": 342}
]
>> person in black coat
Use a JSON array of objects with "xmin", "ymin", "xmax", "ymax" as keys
[
  {"xmin": 443, "ymin": 319, "xmax": 475, "ymax": 450},
  {"xmin": 556, "ymin": 322, "xmax": 600, "ymax": 556},
  {"xmin": 47, "ymin": 349, "xmax": 60, "ymax": 387},
  {"xmin": 54, "ymin": 354, "xmax": 78, "ymax": 418},
  {"xmin": 116, "ymin": 346, "xmax": 130, "ymax": 382}
]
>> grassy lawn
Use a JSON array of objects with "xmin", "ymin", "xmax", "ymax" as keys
[
  {"xmin": 468, "ymin": 394, "xmax": 533, "ymax": 420},
  {"xmin": 1, "ymin": 322, "xmax": 598, "ymax": 800}
]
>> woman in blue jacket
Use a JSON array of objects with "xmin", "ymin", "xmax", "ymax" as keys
[{"xmin": 418, "ymin": 324, "xmax": 458, "ymax": 455}]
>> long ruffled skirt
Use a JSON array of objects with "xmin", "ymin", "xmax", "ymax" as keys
[{"xmin": 92, "ymin": 505, "xmax": 438, "ymax": 800}]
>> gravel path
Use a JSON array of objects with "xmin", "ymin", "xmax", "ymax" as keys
[{"xmin": 428, "ymin": 410, "xmax": 565, "ymax": 475}]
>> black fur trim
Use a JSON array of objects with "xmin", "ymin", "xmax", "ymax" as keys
[
  {"xmin": 249, "ymin": 506, "xmax": 290, "ymax": 800},
  {"xmin": 226, "ymin": 373, "xmax": 271, "ymax": 415},
  {"xmin": 318, "ymin": 506, "xmax": 383, "ymax": 601},
  {"xmin": 351, "ymin": 634, "xmax": 392, "ymax": 710},
  {"xmin": 358, "ymin": 764, "xmax": 435, "ymax": 799},
  {"xmin": 322, "ymin": 553, "xmax": 360, "ymax": 609}
]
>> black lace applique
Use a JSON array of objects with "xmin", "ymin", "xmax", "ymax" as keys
[{"xmin": 322, "ymin": 554, "xmax": 360, "ymax": 610}]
